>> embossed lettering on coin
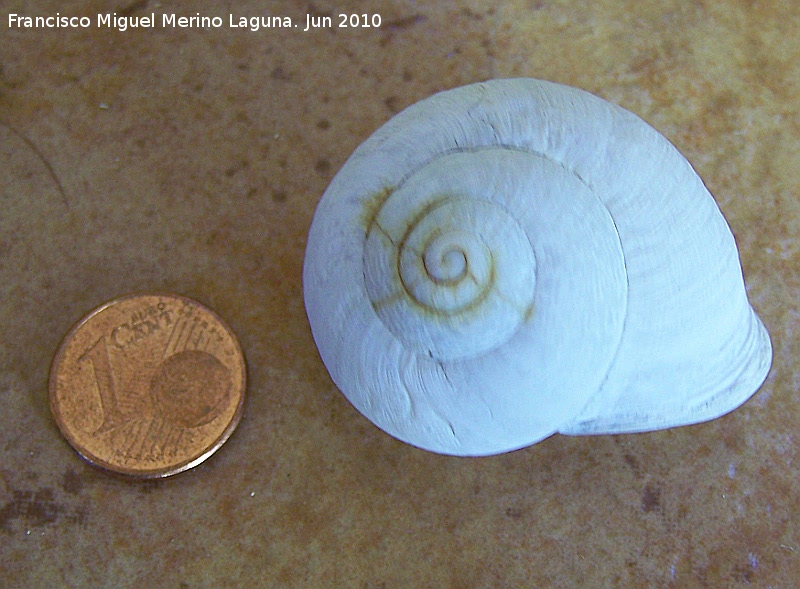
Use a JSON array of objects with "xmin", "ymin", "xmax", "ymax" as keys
[{"xmin": 49, "ymin": 293, "xmax": 246, "ymax": 478}]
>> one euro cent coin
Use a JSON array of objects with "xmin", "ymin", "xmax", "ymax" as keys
[{"xmin": 49, "ymin": 293, "xmax": 246, "ymax": 478}]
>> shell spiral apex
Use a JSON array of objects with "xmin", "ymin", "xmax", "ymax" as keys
[{"xmin": 303, "ymin": 78, "xmax": 772, "ymax": 456}]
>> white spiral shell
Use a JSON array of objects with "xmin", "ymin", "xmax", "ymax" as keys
[{"xmin": 303, "ymin": 78, "xmax": 772, "ymax": 456}]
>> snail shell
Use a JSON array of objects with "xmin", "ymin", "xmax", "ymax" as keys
[{"xmin": 303, "ymin": 78, "xmax": 772, "ymax": 456}]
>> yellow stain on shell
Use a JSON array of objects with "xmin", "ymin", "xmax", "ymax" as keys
[{"xmin": 359, "ymin": 186, "xmax": 394, "ymax": 233}]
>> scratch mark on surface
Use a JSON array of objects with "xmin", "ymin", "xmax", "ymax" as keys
[{"xmin": 1, "ymin": 120, "xmax": 70, "ymax": 209}]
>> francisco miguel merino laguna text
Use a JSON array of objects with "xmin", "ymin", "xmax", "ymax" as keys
[{"xmin": 9, "ymin": 12, "xmax": 382, "ymax": 32}]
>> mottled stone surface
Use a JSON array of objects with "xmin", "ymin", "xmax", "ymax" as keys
[{"xmin": 1, "ymin": 0, "xmax": 798, "ymax": 587}]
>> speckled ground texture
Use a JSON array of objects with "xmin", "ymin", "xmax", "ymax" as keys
[{"xmin": 1, "ymin": 0, "xmax": 798, "ymax": 587}]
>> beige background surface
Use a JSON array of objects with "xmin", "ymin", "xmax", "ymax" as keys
[{"xmin": 1, "ymin": 1, "xmax": 798, "ymax": 587}]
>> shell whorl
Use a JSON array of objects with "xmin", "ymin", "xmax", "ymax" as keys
[
  {"xmin": 308, "ymin": 140, "xmax": 629, "ymax": 454},
  {"xmin": 363, "ymin": 151, "xmax": 537, "ymax": 362},
  {"xmin": 303, "ymin": 78, "xmax": 772, "ymax": 456}
]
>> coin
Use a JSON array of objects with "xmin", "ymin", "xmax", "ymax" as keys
[{"xmin": 49, "ymin": 293, "xmax": 246, "ymax": 478}]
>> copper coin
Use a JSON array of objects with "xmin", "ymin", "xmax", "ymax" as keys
[{"xmin": 49, "ymin": 293, "xmax": 246, "ymax": 478}]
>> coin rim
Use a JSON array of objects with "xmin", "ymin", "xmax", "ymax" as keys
[{"xmin": 48, "ymin": 292, "xmax": 247, "ymax": 479}]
